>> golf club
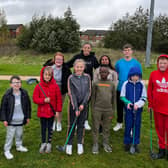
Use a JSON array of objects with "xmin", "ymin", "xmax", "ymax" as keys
[
  {"xmin": 56, "ymin": 116, "xmax": 78, "ymax": 152},
  {"xmin": 130, "ymin": 109, "xmax": 136, "ymax": 154},
  {"xmin": 149, "ymin": 109, "xmax": 157, "ymax": 159},
  {"xmin": 27, "ymin": 78, "xmax": 56, "ymax": 115}
]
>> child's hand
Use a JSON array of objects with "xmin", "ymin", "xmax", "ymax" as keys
[
  {"xmin": 127, "ymin": 103, "xmax": 133, "ymax": 109},
  {"xmin": 26, "ymin": 119, "xmax": 30, "ymax": 124},
  {"xmin": 134, "ymin": 104, "xmax": 138, "ymax": 111},
  {"xmin": 55, "ymin": 112, "xmax": 59, "ymax": 118},
  {"xmin": 3, "ymin": 121, "xmax": 8, "ymax": 127},
  {"xmin": 79, "ymin": 105, "xmax": 84, "ymax": 111},
  {"xmin": 76, "ymin": 111, "xmax": 80, "ymax": 117},
  {"xmin": 44, "ymin": 97, "xmax": 50, "ymax": 103}
]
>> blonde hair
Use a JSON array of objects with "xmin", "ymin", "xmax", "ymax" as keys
[
  {"xmin": 73, "ymin": 59, "xmax": 86, "ymax": 68},
  {"xmin": 43, "ymin": 66, "xmax": 53, "ymax": 75}
]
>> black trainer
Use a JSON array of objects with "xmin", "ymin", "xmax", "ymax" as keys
[
  {"xmin": 155, "ymin": 148, "xmax": 165, "ymax": 159},
  {"xmin": 135, "ymin": 145, "xmax": 140, "ymax": 153},
  {"xmin": 124, "ymin": 144, "xmax": 130, "ymax": 152}
]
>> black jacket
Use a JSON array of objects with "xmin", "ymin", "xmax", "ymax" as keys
[
  {"xmin": 66, "ymin": 51, "xmax": 99, "ymax": 80},
  {"xmin": 43, "ymin": 60, "xmax": 72, "ymax": 94},
  {"xmin": 0, "ymin": 88, "xmax": 31, "ymax": 125}
]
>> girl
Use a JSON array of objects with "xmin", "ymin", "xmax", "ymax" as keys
[
  {"xmin": 33, "ymin": 66, "xmax": 62, "ymax": 153},
  {"xmin": 51, "ymin": 52, "xmax": 71, "ymax": 132},
  {"xmin": 66, "ymin": 59, "xmax": 91, "ymax": 155}
]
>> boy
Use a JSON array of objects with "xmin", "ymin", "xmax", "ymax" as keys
[
  {"xmin": 0, "ymin": 76, "xmax": 31, "ymax": 160},
  {"xmin": 148, "ymin": 54, "xmax": 168, "ymax": 159},
  {"xmin": 120, "ymin": 67, "xmax": 146, "ymax": 153},
  {"xmin": 91, "ymin": 65, "xmax": 115, "ymax": 154},
  {"xmin": 113, "ymin": 44, "xmax": 142, "ymax": 131}
]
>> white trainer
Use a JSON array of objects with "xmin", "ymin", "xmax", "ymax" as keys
[
  {"xmin": 52, "ymin": 121, "xmax": 56, "ymax": 131},
  {"xmin": 113, "ymin": 123, "xmax": 122, "ymax": 131},
  {"xmin": 66, "ymin": 145, "xmax": 72, "ymax": 155},
  {"xmin": 84, "ymin": 120, "xmax": 91, "ymax": 130},
  {"xmin": 56, "ymin": 122, "xmax": 62, "ymax": 132},
  {"xmin": 4, "ymin": 151, "xmax": 14, "ymax": 160},
  {"xmin": 16, "ymin": 145, "xmax": 28, "ymax": 152},
  {"xmin": 77, "ymin": 144, "xmax": 84, "ymax": 155}
]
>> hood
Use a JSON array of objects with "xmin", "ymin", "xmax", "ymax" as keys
[
  {"xmin": 40, "ymin": 66, "xmax": 55, "ymax": 86},
  {"xmin": 157, "ymin": 54, "xmax": 168, "ymax": 70},
  {"xmin": 128, "ymin": 66, "xmax": 142, "ymax": 79}
]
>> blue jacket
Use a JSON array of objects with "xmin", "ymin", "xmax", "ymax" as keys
[{"xmin": 120, "ymin": 67, "xmax": 147, "ymax": 110}]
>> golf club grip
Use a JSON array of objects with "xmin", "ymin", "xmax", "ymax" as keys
[{"xmin": 38, "ymin": 84, "xmax": 56, "ymax": 114}]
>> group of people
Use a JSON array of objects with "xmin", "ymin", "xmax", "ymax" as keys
[{"xmin": 0, "ymin": 43, "xmax": 168, "ymax": 161}]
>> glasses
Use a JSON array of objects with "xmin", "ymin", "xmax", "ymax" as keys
[{"xmin": 12, "ymin": 82, "xmax": 21, "ymax": 84}]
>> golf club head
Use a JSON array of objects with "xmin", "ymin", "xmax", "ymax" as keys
[
  {"xmin": 130, "ymin": 145, "xmax": 136, "ymax": 154},
  {"xmin": 56, "ymin": 145, "xmax": 66, "ymax": 152},
  {"xmin": 150, "ymin": 151, "xmax": 158, "ymax": 160},
  {"xmin": 26, "ymin": 78, "xmax": 39, "ymax": 85}
]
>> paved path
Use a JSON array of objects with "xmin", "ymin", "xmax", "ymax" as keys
[
  {"xmin": 0, "ymin": 75, "xmax": 40, "ymax": 81},
  {"xmin": 0, "ymin": 75, "xmax": 149, "ymax": 84}
]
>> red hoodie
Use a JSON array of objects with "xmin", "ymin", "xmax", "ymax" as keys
[
  {"xmin": 33, "ymin": 67, "xmax": 62, "ymax": 118},
  {"xmin": 148, "ymin": 55, "xmax": 168, "ymax": 115}
]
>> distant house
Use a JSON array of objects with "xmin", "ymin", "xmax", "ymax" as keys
[
  {"xmin": 7, "ymin": 24, "xmax": 23, "ymax": 38},
  {"xmin": 80, "ymin": 29, "xmax": 108, "ymax": 45}
]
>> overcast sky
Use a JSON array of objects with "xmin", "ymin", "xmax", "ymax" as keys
[{"xmin": 1, "ymin": 0, "xmax": 168, "ymax": 30}]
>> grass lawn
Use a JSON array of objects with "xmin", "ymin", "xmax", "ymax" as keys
[
  {"xmin": 0, "ymin": 48, "xmax": 166, "ymax": 167},
  {"xmin": 0, "ymin": 81, "xmax": 167, "ymax": 168}
]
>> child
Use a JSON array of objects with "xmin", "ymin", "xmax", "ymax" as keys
[
  {"xmin": 33, "ymin": 66, "xmax": 62, "ymax": 153},
  {"xmin": 148, "ymin": 54, "xmax": 168, "ymax": 159},
  {"xmin": 66, "ymin": 59, "xmax": 91, "ymax": 155},
  {"xmin": 120, "ymin": 67, "xmax": 147, "ymax": 153},
  {"xmin": 113, "ymin": 44, "xmax": 142, "ymax": 132},
  {"xmin": 91, "ymin": 65, "xmax": 116, "ymax": 154},
  {"xmin": 66, "ymin": 42, "xmax": 99, "ymax": 130},
  {"xmin": 43, "ymin": 52, "xmax": 71, "ymax": 132},
  {"xmin": 0, "ymin": 76, "xmax": 31, "ymax": 160}
]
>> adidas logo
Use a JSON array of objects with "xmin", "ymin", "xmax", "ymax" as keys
[{"xmin": 156, "ymin": 77, "xmax": 168, "ymax": 88}]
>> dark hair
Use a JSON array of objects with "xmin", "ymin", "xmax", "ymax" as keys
[
  {"xmin": 99, "ymin": 55, "xmax": 115, "ymax": 70},
  {"xmin": 82, "ymin": 42, "xmax": 92, "ymax": 48},
  {"xmin": 10, "ymin": 75, "xmax": 21, "ymax": 83},
  {"xmin": 123, "ymin": 43, "xmax": 133, "ymax": 50}
]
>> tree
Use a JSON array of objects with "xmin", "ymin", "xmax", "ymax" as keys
[
  {"xmin": 0, "ymin": 8, "xmax": 9, "ymax": 45},
  {"xmin": 17, "ymin": 7, "xmax": 80, "ymax": 53}
]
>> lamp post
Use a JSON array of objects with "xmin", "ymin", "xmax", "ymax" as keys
[{"xmin": 145, "ymin": 0, "xmax": 155, "ymax": 67}]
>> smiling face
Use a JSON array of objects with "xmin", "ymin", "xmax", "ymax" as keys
[
  {"xmin": 55, "ymin": 55, "xmax": 64, "ymax": 67},
  {"xmin": 43, "ymin": 70, "xmax": 52, "ymax": 82},
  {"xmin": 10, "ymin": 78, "xmax": 22, "ymax": 92},
  {"xmin": 82, "ymin": 44, "xmax": 92, "ymax": 56},
  {"xmin": 101, "ymin": 56, "xmax": 110, "ymax": 65},
  {"xmin": 74, "ymin": 61, "xmax": 85, "ymax": 76}
]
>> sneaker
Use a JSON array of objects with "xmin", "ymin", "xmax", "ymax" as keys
[
  {"xmin": 135, "ymin": 145, "xmax": 140, "ymax": 153},
  {"xmin": 4, "ymin": 151, "xmax": 14, "ymax": 160},
  {"xmin": 66, "ymin": 145, "xmax": 72, "ymax": 155},
  {"xmin": 113, "ymin": 123, "xmax": 122, "ymax": 132},
  {"xmin": 92, "ymin": 143, "xmax": 99, "ymax": 154},
  {"xmin": 103, "ymin": 143, "xmax": 112, "ymax": 153},
  {"xmin": 52, "ymin": 121, "xmax": 56, "ymax": 131},
  {"xmin": 124, "ymin": 144, "xmax": 131, "ymax": 152},
  {"xmin": 16, "ymin": 145, "xmax": 28, "ymax": 152},
  {"xmin": 45, "ymin": 143, "xmax": 52, "ymax": 153},
  {"xmin": 77, "ymin": 144, "xmax": 84, "ymax": 155},
  {"xmin": 39, "ymin": 143, "xmax": 47, "ymax": 153},
  {"xmin": 84, "ymin": 120, "xmax": 91, "ymax": 130},
  {"xmin": 56, "ymin": 122, "xmax": 62, "ymax": 132}
]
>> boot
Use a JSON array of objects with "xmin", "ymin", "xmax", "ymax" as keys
[{"xmin": 155, "ymin": 148, "xmax": 165, "ymax": 159}]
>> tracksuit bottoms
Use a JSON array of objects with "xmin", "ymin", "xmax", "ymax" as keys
[
  {"xmin": 67, "ymin": 103, "xmax": 86, "ymax": 145},
  {"xmin": 4, "ymin": 126, "xmax": 23, "ymax": 152}
]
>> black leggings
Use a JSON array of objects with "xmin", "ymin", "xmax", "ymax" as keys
[{"xmin": 40, "ymin": 117, "xmax": 54, "ymax": 143}]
